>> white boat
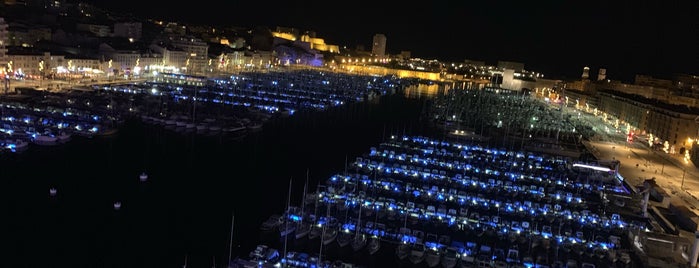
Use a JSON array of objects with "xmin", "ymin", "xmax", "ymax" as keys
[
  {"xmin": 247, "ymin": 122, "xmax": 263, "ymax": 131},
  {"xmin": 494, "ymin": 260, "xmax": 508, "ymax": 268},
  {"xmin": 139, "ymin": 172, "xmax": 148, "ymax": 182},
  {"xmin": 164, "ymin": 118, "xmax": 177, "ymax": 126},
  {"xmin": 506, "ymin": 247, "xmax": 520, "ymax": 263},
  {"xmin": 295, "ymin": 221, "xmax": 311, "ymax": 240},
  {"xmin": 196, "ymin": 123, "xmax": 208, "ymax": 132},
  {"xmin": 260, "ymin": 214, "xmax": 282, "ymax": 233},
  {"xmin": 409, "ymin": 242, "xmax": 426, "ymax": 265},
  {"xmin": 336, "ymin": 229, "xmax": 352, "ymax": 248},
  {"xmin": 322, "ymin": 226, "xmax": 338, "ymax": 246},
  {"xmin": 3, "ymin": 139, "xmax": 29, "ymax": 152},
  {"xmin": 33, "ymin": 134, "xmax": 58, "ymax": 145},
  {"xmin": 458, "ymin": 244, "xmax": 476, "ymax": 268},
  {"xmin": 351, "ymin": 233, "xmax": 366, "ymax": 252},
  {"xmin": 367, "ymin": 236, "xmax": 380, "ymax": 255},
  {"xmin": 57, "ymin": 132, "xmax": 71, "ymax": 143},
  {"xmin": 208, "ymin": 124, "xmax": 222, "ymax": 133},
  {"xmin": 581, "ymin": 262, "xmax": 596, "ymax": 268},
  {"xmin": 279, "ymin": 219, "xmax": 296, "ymax": 237},
  {"xmin": 425, "ymin": 246, "xmax": 441, "ymax": 267},
  {"xmin": 250, "ymin": 244, "xmax": 270, "ymax": 261},
  {"xmin": 396, "ymin": 242, "xmax": 410, "ymax": 261},
  {"xmin": 441, "ymin": 246, "xmax": 459, "ymax": 268},
  {"xmin": 307, "ymin": 225, "xmax": 323, "ymax": 240},
  {"xmin": 223, "ymin": 125, "xmax": 246, "ymax": 134}
]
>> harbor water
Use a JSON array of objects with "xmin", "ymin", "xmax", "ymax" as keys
[{"xmin": 2, "ymin": 88, "xmax": 442, "ymax": 268}]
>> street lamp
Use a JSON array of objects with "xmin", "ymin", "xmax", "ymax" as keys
[{"xmin": 38, "ymin": 60, "xmax": 44, "ymax": 88}]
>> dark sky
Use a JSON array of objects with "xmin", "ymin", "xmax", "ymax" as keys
[{"xmin": 94, "ymin": 0, "xmax": 697, "ymax": 82}]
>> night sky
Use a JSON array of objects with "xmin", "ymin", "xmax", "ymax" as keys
[{"xmin": 92, "ymin": 0, "xmax": 697, "ymax": 82}]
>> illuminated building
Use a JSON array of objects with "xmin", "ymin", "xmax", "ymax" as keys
[
  {"xmin": 371, "ymin": 34, "xmax": 386, "ymax": 58},
  {"xmin": 582, "ymin": 66, "xmax": 590, "ymax": 79},
  {"xmin": 550, "ymin": 72, "xmax": 699, "ymax": 162},
  {"xmin": 5, "ymin": 49, "xmax": 53, "ymax": 77},
  {"xmin": 0, "ymin": 17, "xmax": 7, "ymax": 72},
  {"xmin": 272, "ymin": 28, "xmax": 340, "ymax": 53},
  {"xmin": 166, "ymin": 36, "xmax": 208, "ymax": 74},
  {"xmin": 99, "ymin": 38, "xmax": 165, "ymax": 75}
]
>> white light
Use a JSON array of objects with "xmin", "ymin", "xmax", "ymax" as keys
[{"xmin": 573, "ymin": 163, "xmax": 611, "ymax": 172}]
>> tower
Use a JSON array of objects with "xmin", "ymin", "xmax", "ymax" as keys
[
  {"xmin": 371, "ymin": 34, "xmax": 386, "ymax": 58},
  {"xmin": 0, "ymin": 17, "xmax": 8, "ymax": 94},
  {"xmin": 597, "ymin": 68, "xmax": 607, "ymax": 81},
  {"xmin": 0, "ymin": 17, "xmax": 8, "ymax": 70},
  {"xmin": 582, "ymin": 66, "xmax": 590, "ymax": 80}
]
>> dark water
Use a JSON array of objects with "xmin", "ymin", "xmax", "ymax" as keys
[{"xmin": 2, "ymin": 93, "xmax": 442, "ymax": 268}]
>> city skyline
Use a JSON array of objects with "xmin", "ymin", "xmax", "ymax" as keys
[{"xmin": 89, "ymin": 0, "xmax": 697, "ymax": 82}]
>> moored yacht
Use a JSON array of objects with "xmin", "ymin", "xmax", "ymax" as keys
[
  {"xmin": 336, "ymin": 228, "xmax": 352, "ymax": 248},
  {"xmin": 139, "ymin": 172, "xmax": 148, "ymax": 182},
  {"xmin": 367, "ymin": 236, "xmax": 380, "ymax": 255},
  {"xmin": 409, "ymin": 242, "xmax": 426, "ymax": 265},
  {"xmin": 278, "ymin": 218, "xmax": 296, "ymax": 238},
  {"xmin": 2, "ymin": 139, "xmax": 29, "ymax": 152},
  {"xmin": 425, "ymin": 245, "xmax": 441, "ymax": 268},
  {"xmin": 307, "ymin": 224, "xmax": 323, "ymax": 241},
  {"xmin": 441, "ymin": 246, "xmax": 459, "ymax": 268},
  {"xmin": 32, "ymin": 134, "xmax": 58, "ymax": 146},
  {"xmin": 351, "ymin": 233, "xmax": 367, "ymax": 252},
  {"xmin": 260, "ymin": 214, "xmax": 282, "ymax": 233},
  {"xmin": 295, "ymin": 221, "xmax": 312, "ymax": 240},
  {"xmin": 396, "ymin": 242, "xmax": 410, "ymax": 261},
  {"xmin": 322, "ymin": 225, "xmax": 338, "ymax": 246},
  {"xmin": 57, "ymin": 131, "xmax": 71, "ymax": 143}
]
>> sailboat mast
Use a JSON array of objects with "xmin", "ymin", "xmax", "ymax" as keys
[
  {"xmin": 227, "ymin": 211, "xmax": 234, "ymax": 267},
  {"xmin": 302, "ymin": 169, "xmax": 308, "ymax": 216},
  {"xmin": 192, "ymin": 87, "xmax": 197, "ymax": 123},
  {"xmin": 283, "ymin": 177, "xmax": 292, "ymax": 267}
]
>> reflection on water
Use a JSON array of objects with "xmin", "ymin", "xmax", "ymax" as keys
[
  {"xmin": 403, "ymin": 81, "xmax": 482, "ymax": 98},
  {"xmin": 404, "ymin": 83, "xmax": 440, "ymax": 98}
]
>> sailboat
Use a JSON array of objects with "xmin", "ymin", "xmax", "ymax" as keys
[
  {"xmin": 351, "ymin": 201, "xmax": 366, "ymax": 252},
  {"xmin": 307, "ymin": 183, "xmax": 323, "ymax": 241},
  {"xmin": 336, "ymin": 205, "xmax": 352, "ymax": 248},
  {"xmin": 279, "ymin": 179, "xmax": 297, "ymax": 238},
  {"xmin": 396, "ymin": 205, "xmax": 412, "ymax": 261},
  {"xmin": 295, "ymin": 171, "xmax": 312, "ymax": 240},
  {"xmin": 367, "ymin": 217, "xmax": 381, "ymax": 255},
  {"xmin": 366, "ymin": 190, "xmax": 381, "ymax": 255},
  {"xmin": 321, "ymin": 204, "xmax": 338, "ymax": 246},
  {"xmin": 280, "ymin": 179, "xmax": 295, "ymax": 253}
]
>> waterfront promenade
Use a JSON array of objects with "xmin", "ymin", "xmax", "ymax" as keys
[{"xmin": 585, "ymin": 139, "xmax": 699, "ymax": 214}]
